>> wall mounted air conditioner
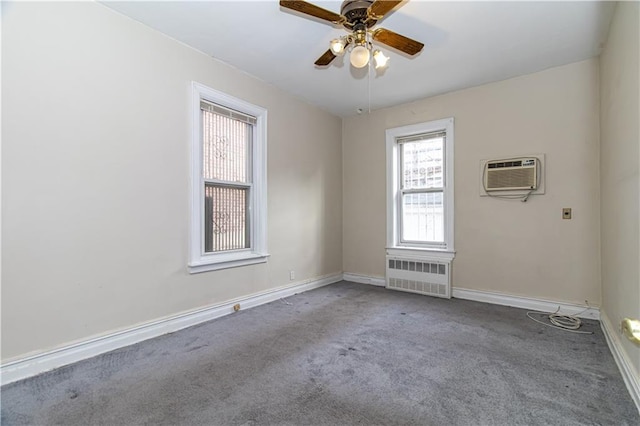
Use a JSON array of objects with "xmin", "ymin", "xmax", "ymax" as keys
[{"xmin": 484, "ymin": 157, "xmax": 537, "ymax": 191}]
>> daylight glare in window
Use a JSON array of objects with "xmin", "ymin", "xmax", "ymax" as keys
[{"xmin": 400, "ymin": 136, "xmax": 444, "ymax": 243}]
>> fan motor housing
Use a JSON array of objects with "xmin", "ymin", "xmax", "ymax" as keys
[{"xmin": 341, "ymin": 0, "xmax": 375, "ymax": 27}]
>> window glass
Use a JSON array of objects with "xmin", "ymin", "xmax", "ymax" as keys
[
  {"xmin": 402, "ymin": 192, "xmax": 444, "ymax": 242},
  {"xmin": 401, "ymin": 137, "xmax": 443, "ymax": 190},
  {"xmin": 202, "ymin": 110, "xmax": 251, "ymax": 183},
  {"xmin": 400, "ymin": 135, "xmax": 445, "ymax": 244},
  {"xmin": 204, "ymin": 185, "xmax": 249, "ymax": 252},
  {"xmin": 201, "ymin": 105, "xmax": 253, "ymax": 253}
]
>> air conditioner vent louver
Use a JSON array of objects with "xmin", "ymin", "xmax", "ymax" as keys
[
  {"xmin": 386, "ymin": 257, "xmax": 451, "ymax": 299},
  {"xmin": 485, "ymin": 157, "xmax": 537, "ymax": 191}
]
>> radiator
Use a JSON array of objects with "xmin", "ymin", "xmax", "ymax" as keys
[{"xmin": 386, "ymin": 256, "xmax": 451, "ymax": 299}]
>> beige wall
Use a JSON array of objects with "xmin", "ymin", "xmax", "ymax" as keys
[
  {"xmin": 1, "ymin": 2, "xmax": 343, "ymax": 361},
  {"xmin": 343, "ymin": 59, "xmax": 601, "ymax": 305},
  {"xmin": 600, "ymin": 1, "xmax": 640, "ymax": 375}
]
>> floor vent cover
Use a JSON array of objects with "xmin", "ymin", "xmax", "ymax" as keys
[{"xmin": 386, "ymin": 257, "xmax": 451, "ymax": 299}]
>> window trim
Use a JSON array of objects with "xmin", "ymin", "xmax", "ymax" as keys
[
  {"xmin": 386, "ymin": 118, "xmax": 455, "ymax": 259},
  {"xmin": 189, "ymin": 82, "xmax": 268, "ymax": 273}
]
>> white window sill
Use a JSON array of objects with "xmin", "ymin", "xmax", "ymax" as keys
[
  {"xmin": 386, "ymin": 247, "xmax": 456, "ymax": 261},
  {"xmin": 188, "ymin": 252, "xmax": 270, "ymax": 274}
]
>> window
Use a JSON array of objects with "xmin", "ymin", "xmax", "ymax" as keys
[
  {"xmin": 189, "ymin": 83, "xmax": 268, "ymax": 273},
  {"xmin": 386, "ymin": 118, "xmax": 454, "ymax": 259}
]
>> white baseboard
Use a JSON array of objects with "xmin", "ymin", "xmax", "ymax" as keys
[
  {"xmin": 0, "ymin": 273, "xmax": 343, "ymax": 386},
  {"xmin": 342, "ymin": 275, "xmax": 600, "ymax": 321},
  {"xmin": 343, "ymin": 272, "xmax": 386, "ymax": 287},
  {"xmin": 600, "ymin": 311, "xmax": 640, "ymax": 413},
  {"xmin": 452, "ymin": 287, "xmax": 600, "ymax": 320}
]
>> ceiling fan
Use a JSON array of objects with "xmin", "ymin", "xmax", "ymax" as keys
[{"xmin": 280, "ymin": 0, "xmax": 424, "ymax": 69}]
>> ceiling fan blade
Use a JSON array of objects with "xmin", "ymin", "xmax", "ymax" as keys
[
  {"xmin": 314, "ymin": 49, "xmax": 336, "ymax": 66},
  {"xmin": 372, "ymin": 28, "xmax": 424, "ymax": 56},
  {"xmin": 368, "ymin": 0, "xmax": 404, "ymax": 20},
  {"xmin": 315, "ymin": 40, "xmax": 352, "ymax": 67},
  {"xmin": 280, "ymin": 1, "xmax": 345, "ymax": 25}
]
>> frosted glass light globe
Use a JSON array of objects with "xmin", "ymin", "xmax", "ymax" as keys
[
  {"xmin": 350, "ymin": 45, "xmax": 370, "ymax": 68},
  {"xmin": 373, "ymin": 50, "xmax": 389, "ymax": 69},
  {"xmin": 330, "ymin": 39, "xmax": 345, "ymax": 56}
]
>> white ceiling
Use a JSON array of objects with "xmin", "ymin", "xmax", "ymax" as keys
[{"xmin": 102, "ymin": 1, "xmax": 615, "ymax": 117}]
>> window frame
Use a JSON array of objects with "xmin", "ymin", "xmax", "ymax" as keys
[
  {"xmin": 386, "ymin": 118, "xmax": 455, "ymax": 260},
  {"xmin": 189, "ymin": 82, "xmax": 268, "ymax": 273}
]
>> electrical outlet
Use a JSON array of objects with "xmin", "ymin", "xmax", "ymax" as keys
[
  {"xmin": 289, "ymin": 270, "xmax": 295, "ymax": 281},
  {"xmin": 562, "ymin": 208, "xmax": 572, "ymax": 219}
]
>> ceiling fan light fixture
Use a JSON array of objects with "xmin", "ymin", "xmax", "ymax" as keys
[
  {"xmin": 330, "ymin": 38, "xmax": 346, "ymax": 56},
  {"xmin": 350, "ymin": 44, "xmax": 370, "ymax": 68},
  {"xmin": 279, "ymin": 0, "xmax": 423, "ymax": 70},
  {"xmin": 373, "ymin": 49, "xmax": 389, "ymax": 69}
]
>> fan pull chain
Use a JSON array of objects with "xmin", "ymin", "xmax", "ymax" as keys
[
  {"xmin": 368, "ymin": 58, "xmax": 371, "ymax": 114},
  {"xmin": 367, "ymin": 33, "xmax": 372, "ymax": 114}
]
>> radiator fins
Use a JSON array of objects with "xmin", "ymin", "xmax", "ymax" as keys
[{"xmin": 386, "ymin": 257, "xmax": 451, "ymax": 299}]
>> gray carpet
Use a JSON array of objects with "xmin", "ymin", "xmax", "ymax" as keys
[{"xmin": 1, "ymin": 281, "xmax": 638, "ymax": 425}]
